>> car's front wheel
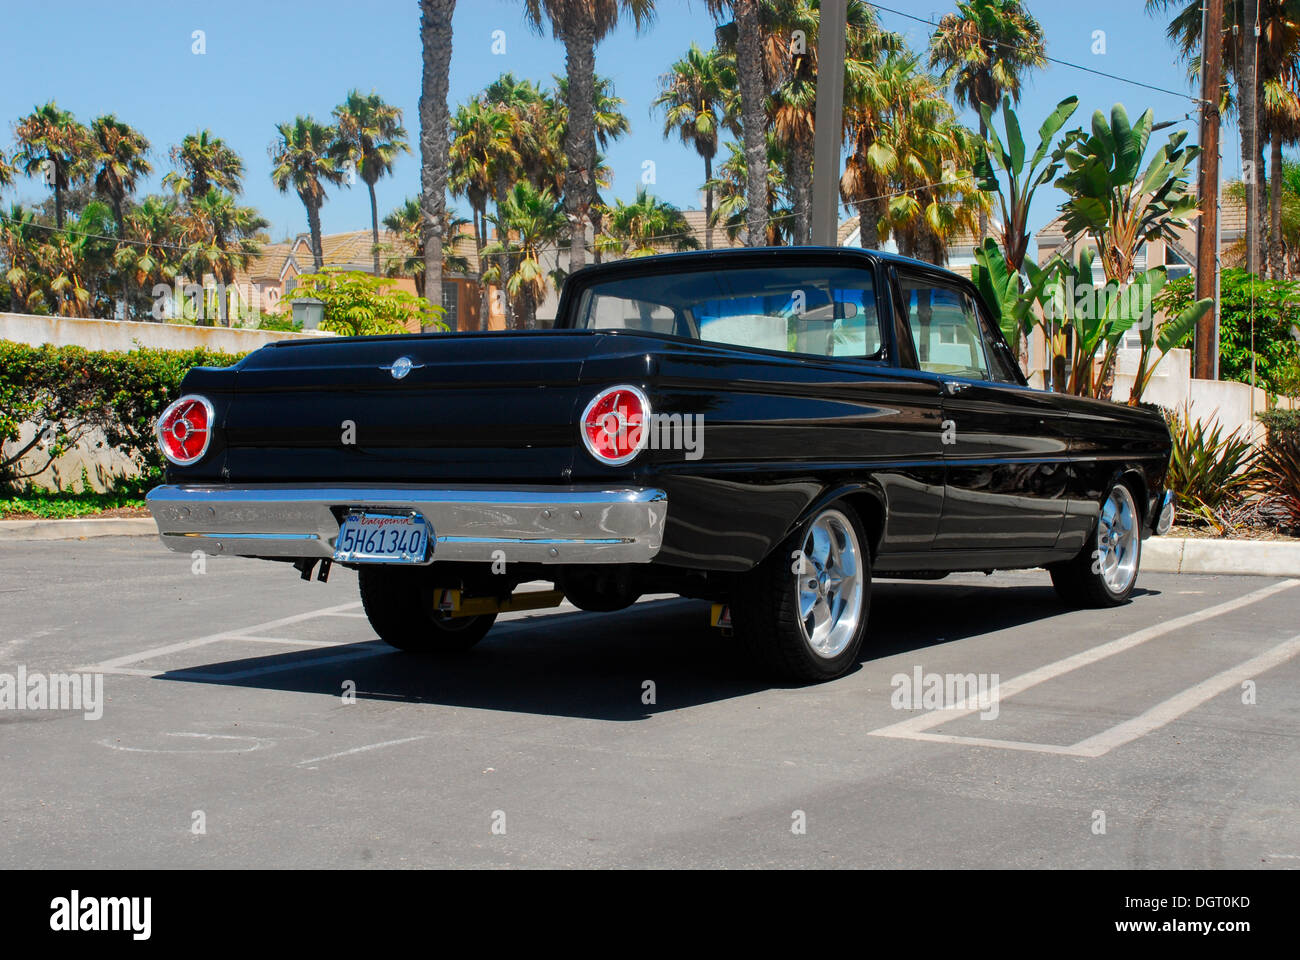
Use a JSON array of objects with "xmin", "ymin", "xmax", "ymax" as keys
[
  {"xmin": 1050, "ymin": 481, "xmax": 1142, "ymax": 607},
  {"xmin": 358, "ymin": 566, "xmax": 497, "ymax": 653},
  {"xmin": 731, "ymin": 503, "xmax": 871, "ymax": 683}
]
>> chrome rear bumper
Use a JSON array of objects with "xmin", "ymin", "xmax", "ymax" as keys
[{"xmin": 147, "ymin": 484, "xmax": 667, "ymax": 564}]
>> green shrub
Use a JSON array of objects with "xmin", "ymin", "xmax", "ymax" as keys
[
  {"xmin": 0, "ymin": 340, "xmax": 244, "ymax": 492},
  {"xmin": 1259, "ymin": 408, "xmax": 1300, "ymax": 443},
  {"xmin": 1157, "ymin": 269, "xmax": 1300, "ymax": 396},
  {"xmin": 1165, "ymin": 404, "xmax": 1262, "ymax": 530}
]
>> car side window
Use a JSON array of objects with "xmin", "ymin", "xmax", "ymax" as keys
[{"xmin": 897, "ymin": 276, "xmax": 990, "ymax": 380}]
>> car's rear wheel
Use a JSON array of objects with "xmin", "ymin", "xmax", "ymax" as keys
[
  {"xmin": 731, "ymin": 503, "xmax": 871, "ymax": 683},
  {"xmin": 358, "ymin": 566, "xmax": 497, "ymax": 653},
  {"xmin": 1050, "ymin": 481, "xmax": 1142, "ymax": 607}
]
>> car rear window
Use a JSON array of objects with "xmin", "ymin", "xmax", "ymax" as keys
[{"xmin": 571, "ymin": 265, "xmax": 885, "ymax": 361}]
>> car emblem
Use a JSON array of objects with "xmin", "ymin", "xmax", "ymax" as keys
[{"xmin": 381, "ymin": 356, "xmax": 423, "ymax": 380}]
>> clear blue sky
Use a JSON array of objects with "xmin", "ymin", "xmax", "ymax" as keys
[{"xmin": 0, "ymin": 0, "xmax": 1227, "ymax": 245}]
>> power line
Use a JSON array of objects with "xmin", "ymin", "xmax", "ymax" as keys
[{"xmin": 866, "ymin": 1, "xmax": 1208, "ymax": 105}]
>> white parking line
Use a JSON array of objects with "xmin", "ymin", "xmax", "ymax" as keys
[
  {"xmin": 869, "ymin": 579, "xmax": 1300, "ymax": 757},
  {"xmin": 1070, "ymin": 633, "xmax": 1300, "ymax": 757},
  {"xmin": 85, "ymin": 601, "xmax": 365, "ymax": 674},
  {"xmin": 296, "ymin": 736, "xmax": 426, "ymax": 768}
]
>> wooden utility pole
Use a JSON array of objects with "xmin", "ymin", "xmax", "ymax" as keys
[{"xmin": 1194, "ymin": 0, "xmax": 1224, "ymax": 380}]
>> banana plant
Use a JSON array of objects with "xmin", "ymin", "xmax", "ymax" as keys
[
  {"xmin": 974, "ymin": 95, "xmax": 1079, "ymax": 272},
  {"xmin": 1128, "ymin": 294, "xmax": 1212, "ymax": 405},
  {"xmin": 970, "ymin": 237, "xmax": 1055, "ymax": 357},
  {"xmin": 1053, "ymin": 103, "xmax": 1200, "ymax": 284}
]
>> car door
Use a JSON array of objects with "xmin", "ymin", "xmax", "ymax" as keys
[{"xmin": 895, "ymin": 269, "xmax": 1070, "ymax": 552}]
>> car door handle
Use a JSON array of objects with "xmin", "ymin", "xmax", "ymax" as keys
[{"xmin": 943, "ymin": 381, "xmax": 970, "ymax": 395}]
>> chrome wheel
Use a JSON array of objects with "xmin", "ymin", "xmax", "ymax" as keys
[
  {"xmin": 1097, "ymin": 485, "xmax": 1139, "ymax": 594},
  {"xmin": 795, "ymin": 509, "xmax": 864, "ymax": 659}
]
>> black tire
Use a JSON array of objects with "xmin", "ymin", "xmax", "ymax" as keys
[
  {"xmin": 358, "ymin": 566, "xmax": 497, "ymax": 653},
  {"xmin": 730, "ymin": 501, "xmax": 872, "ymax": 683},
  {"xmin": 1049, "ymin": 481, "xmax": 1142, "ymax": 608}
]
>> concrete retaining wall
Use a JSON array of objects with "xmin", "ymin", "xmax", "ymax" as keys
[{"xmin": 0, "ymin": 311, "xmax": 329, "ymax": 354}]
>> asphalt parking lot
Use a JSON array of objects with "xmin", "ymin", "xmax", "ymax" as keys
[{"xmin": 2, "ymin": 536, "xmax": 1298, "ymax": 869}]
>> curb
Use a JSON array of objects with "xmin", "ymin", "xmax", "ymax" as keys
[
  {"xmin": 0, "ymin": 517, "xmax": 157, "ymax": 541},
  {"xmin": 1143, "ymin": 537, "xmax": 1300, "ymax": 578}
]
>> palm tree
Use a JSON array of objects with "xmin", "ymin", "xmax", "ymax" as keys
[
  {"xmin": 116, "ymin": 195, "xmax": 183, "ymax": 319},
  {"xmin": 708, "ymin": 135, "xmax": 794, "ymax": 245},
  {"xmin": 1263, "ymin": 82, "xmax": 1300, "ymax": 277},
  {"xmin": 522, "ymin": 0, "xmax": 656, "ymax": 272},
  {"xmin": 86, "ymin": 115, "xmax": 151, "ymax": 234},
  {"xmin": 382, "ymin": 197, "xmax": 470, "ymax": 298},
  {"xmin": 0, "ymin": 154, "xmax": 15, "ymax": 192},
  {"xmin": 163, "ymin": 129, "xmax": 244, "ymax": 202},
  {"xmin": 707, "ymin": 0, "xmax": 769, "ymax": 247},
  {"xmin": 179, "ymin": 188, "xmax": 266, "ymax": 323},
  {"xmin": 481, "ymin": 182, "xmax": 567, "ymax": 328},
  {"xmin": 420, "ymin": 0, "xmax": 457, "ymax": 316},
  {"xmin": 0, "ymin": 204, "xmax": 48, "ymax": 312},
  {"xmin": 13, "ymin": 101, "xmax": 89, "ymax": 228},
  {"xmin": 597, "ymin": 186, "xmax": 701, "ymax": 258},
  {"xmin": 450, "ymin": 97, "xmax": 517, "ymax": 327},
  {"xmin": 928, "ymin": 0, "xmax": 1045, "ymax": 239},
  {"xmin": 332, "ymin": 90, "xmax": 410, "ymax": 275},
  {"xmin": 269, "ymin": 116, "xmax": 344, "ymax": 272},
  {"xmin": 654, "ymin": 44, "xmax": 734, "ymax": 249},
  {"xmin": 553, "ymin": 73, "xmax": 629, "ymax": 255},
  {"xmin": 38, "ymin": 201, "xmax": 116, "ymax": 318},
  {"xmin": 877, "ymin": 60, "xmax": 984, "ymax": 264},
  {"xmin": 1149, "ymin": 0, "xmax": 1300, "ymax": 275}
]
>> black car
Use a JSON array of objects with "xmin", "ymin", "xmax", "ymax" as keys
[{"xmin": 147, "ymin": 247, "xmax": 1175, "ymax": 682}]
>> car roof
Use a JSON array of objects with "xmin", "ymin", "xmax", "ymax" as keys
[{"xmin": 568, "ymin": 245, "xmax": 964, "ymax": 280}]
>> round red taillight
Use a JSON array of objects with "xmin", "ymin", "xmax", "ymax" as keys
[
  {"xmin": 157, "ymin": 395, "xmax": 214, "ymax": 465},
  {"xmin": 580, "ymin": 385, "xmax": 650, "ymax": 466}
]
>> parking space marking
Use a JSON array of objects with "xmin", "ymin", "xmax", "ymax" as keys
[
  {"xmin": 296, "ymin": 736, "xmax": 426, "ymax": 768},
  {"xmin": 236, "ymin": 636, "xmax": 355, "ymax": 648},
  {"xmin": 869, "ymin": 579, "xmax": 1300, "ymax": 757},
  {"xmin": 80, "ymin": 598, "xmax": 366, "ymax": 671},
  {"xmin": 1070, "ymin": 632, "xmax": 1300, "ymax": 757}
]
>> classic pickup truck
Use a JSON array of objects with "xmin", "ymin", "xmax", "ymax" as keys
[{"xmin": 147, "ymin": 247, "xmax": 1175, "ymax": 682}]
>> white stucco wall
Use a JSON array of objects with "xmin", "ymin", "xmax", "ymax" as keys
[{"xmin": 0, "ymin": 311, "xmax": 330, "ymax": 354}]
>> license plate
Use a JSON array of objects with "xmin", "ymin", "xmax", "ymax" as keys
[{"xmin": 333, "ymin": 511, "xmax": 432, "ymax": 564}]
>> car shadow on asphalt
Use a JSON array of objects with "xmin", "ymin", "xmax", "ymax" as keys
[{"xmin": 153, "ymin": 580, "xmax": 1160, "ymax": 721}]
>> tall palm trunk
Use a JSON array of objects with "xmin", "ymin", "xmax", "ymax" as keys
[
  {"xmin": 305, "ymin": 199, "xmax": 324, "ymax": 272},
  {"xmin": 976, "ymin": 114, "xmax": 989, "ymax": 242},
  {"xmin": 475, "ymin": 205, "xmax": 490, "ymax": 330},
  {"xmin": 704, "ymin": 154, "xmax": 714, "ymax": 250},
  {"xmin": 1271, "ymin": 126, "xmax": 1284, "ymax": 279},
  {"xmin": 791, "ymin": 141, "xmax": 812, "ymax": 245},
  {"xmin": 494, "ymin": 172, "xmax": 514, "ymax": 329},
  {"xmin": 561, "ymin": 10, "xmax": 596, "ymax": 273},
  {"xmin": 419, "ymin": 0, "xmax": 455, "ymax": 328},
  {"xmin": 54, "ymin": 163, "xmax": 65, "ymax": 229},
  {"xmin": 734, "ymin": 0, "xmax": 768, "ymax": 247},
  {"xmin": 857, "ymin": 197, "xmax": 883, "ymax": 251},
  {"xmin": 367, "ymin": 179, "xmax": 381, "ymax": 275},
  {"xmin": 1240, "ymin": 0, "xmax": 1261, "ymax": 274}
]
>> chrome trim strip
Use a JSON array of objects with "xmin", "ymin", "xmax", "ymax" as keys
[{"xmin": 147, "ymin": 483, "xmax": 668, "ymax": 564}]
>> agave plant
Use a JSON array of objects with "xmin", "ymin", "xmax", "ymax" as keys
[
  {"xmin": 1259, "ymin": 415, "xmax": 1300, "ymax": 528},
  {"xmin": 1165, "ymin": 405, "xmax": 1263, "ymax": 531}
]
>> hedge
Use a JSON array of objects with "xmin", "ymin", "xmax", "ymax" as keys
[{"xmin": 0, "ymin": 341, "xmax": 244, "ymax": 491}]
